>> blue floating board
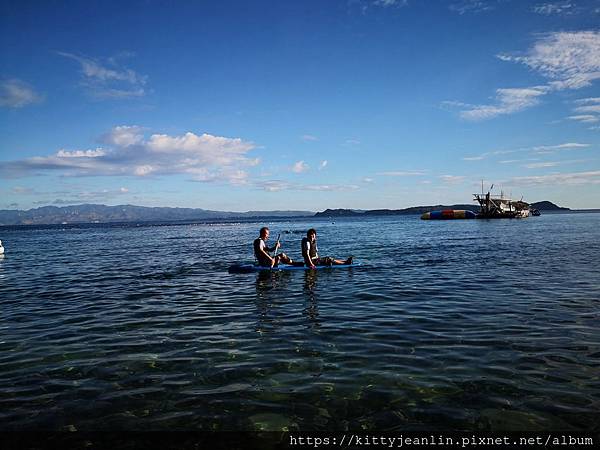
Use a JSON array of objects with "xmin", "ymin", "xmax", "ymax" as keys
[{"xmin": 229, "ymin": 263, "xmax": 361, "ymax": 274}]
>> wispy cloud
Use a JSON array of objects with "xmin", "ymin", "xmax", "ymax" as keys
[
  {"xmin": 0, "ymin": 79, "xmax": 44, "ymax": 108},
  {"xmin": 345, "ymin": 139, "xmax": 361, "ymax": 145},
  {"xmin": 567, "ymin": 114, "xmax": 600, "ymax": 123},
  {"xmin": 440, "ymin": 175, "xmax": 466, "ymax": 184},
  {"xmin": 573, "ymin": 104, "xmax": 600, "ymax": 114},
  {"xmin": 462, "ymin": 148, "xmax": 520, "ymax": 161},
  {"xmin": 256, "ymin": 180, "xmax": 359, "ymax": 192},
  {"xmin": 58, "ymin": 52, "xmax": 148, "ymax": 99},
  {"xmin": 531, "ymin": 142, "xmax": 590, "ymax": 153},
  {"xmin": 500, "ymin": 158, "xmax": 541, "ymax": 164},
  {"xmin": 11, "ymin": 186, "xmax": 35, "ymax": 194},
  {"xmin": 301, "ymin": 134, "xmax": 319, "ymax": 142},
  {"xmin": 12, "ymin": 185, "xmax": 131, "ymax": 204},
  {"xmin": 378, "ymin": 170, "xmax": 426, "ymax": 176},
  {"xmin": 567, "ymin": 97, "xmax": 600, "ymax": 125},
  {"xmin": 0, "ymin": 126, "xmax": 258, "ymax": 184},
  {"xmin": 532, "ymin": 2, "xmax": 575, "ymax": 15},
  {"xmin": 511, "ymin": 170, "xmax": 600, "ymax": 185},
  {"xmin": 292, "ymin": 160, "xmax": 309, "ymax": 173},
  {"xmin": 576, "ymin": 97, "xmax": 600, "ymax": 104},
  {"xmin": 45, "ymin": 187, "xmax": 131, "ymax": 205},
  {"xmin": 373, "ymin": 0, "xmax": 408, "ymax": 8},
  {"xmin": 498, "ymin": 31, "xmax": 600, "ymax": 90},
  {"xmin": 452, "ymin": 31, "xmax": 600, "ymax": 120},
  {"xmin": 523, "ymin": 159, "xmax": 586, "ymax": 169},
  {"xmin": 56, "ymin": 148, "xmax": 106, "ymax": 158},
  {"xmin": 465, "ymin": 142, "xmax": 589, "ymax": 161},
  {"xmin": 459, "ymin": 87, "xmax": 548, "ymax": 121},
  {"xmin": 449, "ymin": 0, "xmax": 494, "ymax": 15}
]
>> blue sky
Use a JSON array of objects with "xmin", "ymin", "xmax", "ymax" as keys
[{"xmin": 1, "ymin": 0, "xmax": 600, "ymax": 211}]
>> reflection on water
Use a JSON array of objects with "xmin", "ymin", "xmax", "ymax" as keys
[
  {"xmin": 303, "ymin": 271, "xmax": 319, "ymax": 326},
  {"xmin": 0, "ymin": 214, "xmax": 599, "ymax": 432}
]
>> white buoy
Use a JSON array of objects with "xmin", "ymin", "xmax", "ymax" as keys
[{"xmin": 0, "ymin": 239, "xmax": 4, "ymax": 255}]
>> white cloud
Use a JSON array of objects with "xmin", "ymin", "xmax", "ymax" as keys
[
  {"xmin": 567, "ymin": 115, "xmax": 599, "ymax": 123},
  {"xmin": 378, "ymin": 170, "xmax": 426, "ymax": 176},
  {"xmin": 499, "ymin": 31, "xmax": 600, "ymax": 90},
  {"xmin": 462, "ymin": 148, "xmax": 520, "ymax": 161},
  {"xmin": 134, "ymin": 165, "xmax": 155, "ymax": 176},
  {"xmin": 524, "ymin": 162, "xmax": 560, "ymax": 168},
  {"xmin": 511, "ymin": 170, "xmax": 600, "ymax": 185},
  {"xmin": 345, "ymin": 139, "xmax": 361, "ymax": 145},
  {"xmin": 255, "ymin": 180, "xmax": 359, "ymax": 192},
  {"xmin": 568, "ymin": 97, "xmax": 600, "ymax": 125},
  {"xmin": 103, "ymin": 125, "xmax": 144, "ymax": 147},
  {"xmin": 292, "ymin": 160, "xmax": 309, "ymax": 173},
  {"xmin": 373, "ymin": 0, "xmax": 408, "ymax": 7},
  {"xmin": 0, "ymin": 79, "xmax": 44, "ymax": 108},
  {"xmin": 531, "ymin": 142, "xmax": 590, "ymax": 153},
  {"xmin": 302, "ymin": 134, "xmax": 319, "ymax": 141},
  {"xmin": 576, "ymin": 97, "xmax": 600, "ymax": 104},
  {"xmin": 460, "ymin": 87, "xmax": 548, "ymax": 121},
  {"xmin": 56, "ymin": 148, "xmax": 106, "ymax": 158},
  {"xmin": 464, "ymin": 143, "xmax": 588, "ymax": 161},
  {"xmin": 440, "ymin": 175, "xmax": 466, "ymax": 184},
  {"xmin": 147, "ymin": 132, "xmax": 254, "ymax": 166},
  {"xmin": 11, "ymin": 186, "xmax": 34, "ymax": 194},
  {"xmin": 455, "ymin": 31, "xmax": 600, "ymax": 120},
  {"xmin": 532, "ymin": 2, "xmax": 574, "ymax": 15},
  {"xmin": 0, "ymin": 126, "xmax": 258, "ymax": 184},
  {"xmin": 449, "ymin": 0, "xmax": 493, "ymax": 15},
  {"xmin": 58, "ymin": 52, "xmax": 148, "ymax": 99},
  {"xmin": 574, "ymin": 104, "xmax": 600, "ymax": 114},
  {"xmin": 524, "ymin": 159, "xmax": 585, "ymax": 168},
  {"xmin": 319, "ymin": 160, "xmax": 328, "ymax": 170}
]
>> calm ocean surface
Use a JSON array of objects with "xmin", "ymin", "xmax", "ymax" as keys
[{"xmin": 1, "ymin": 214, "xmax": 599, "ymax": 432}]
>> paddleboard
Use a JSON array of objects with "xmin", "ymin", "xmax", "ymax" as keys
[{"xmin": 228, "ymin": 263, "xmax": 360, "ymax": 274}]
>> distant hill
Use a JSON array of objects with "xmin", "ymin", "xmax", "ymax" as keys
[
  {"xmin": 0, "ymin": 204, "xmax": 313, "ymax": 226},
  {"xmin": 530, "ymin": 201, "xmax": 569, "ymax": 211},
  {"xmin": 314, "ymin": 201, "xmax": 569, "ymax": 217},
  {"xmin": 314, "ymin": 204, "xmax": 479, "ymax": 217}
]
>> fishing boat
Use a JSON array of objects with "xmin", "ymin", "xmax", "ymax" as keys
[{"xmin": 473, "ymin": 189, "xmax": 530, "ymax": 219}]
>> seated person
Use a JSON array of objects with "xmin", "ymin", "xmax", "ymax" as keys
[
  {"xmin": 301, "ymin": 228, "xmax": 353, "ymax": 269},
  {"xmin": 253, "ymin": 227, "xmax": 295, "ymax": 267}
]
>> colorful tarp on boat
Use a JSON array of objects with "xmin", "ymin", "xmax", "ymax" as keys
[{"xmin": 421, "ymin": 209, "xmax": 477, "ymax": 220}]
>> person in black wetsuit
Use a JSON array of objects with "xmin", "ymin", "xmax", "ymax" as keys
[
  {"xmin": 301, "ymin": 228, "xmax": 353, "ymax": 269},
  {"xmin": 253, "ymin": 227, "xmax": 295, "ymax": 268}
]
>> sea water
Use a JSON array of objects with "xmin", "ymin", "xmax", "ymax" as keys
[{"xmin": 0, "ymin": 214, "xmax": 599, "ymax": 431}]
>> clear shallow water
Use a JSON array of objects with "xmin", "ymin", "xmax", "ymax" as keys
[{"xmin": 0, "ymin": 214, "xmax": 599, "ymax": 432}]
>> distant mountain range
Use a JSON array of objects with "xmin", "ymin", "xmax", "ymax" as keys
[
  {"xmin": 0, "ymin": 201, "xmax": 570, "ymax": 226},
  {"xmin": 0, "ymin": 204, "xmax": 313, "ymax": 226}
]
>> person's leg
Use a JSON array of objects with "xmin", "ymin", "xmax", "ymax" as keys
[
  {"xmin": 277, "ymin": 252, "xmax": 296, "ymax": 265},
  {"xmin": 332, "ymin": 256, "xmax": 353, "ymax": 265}
]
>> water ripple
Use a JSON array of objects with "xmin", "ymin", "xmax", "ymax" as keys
[{"xmin": 1, "ymin": 214, "xmax": 599, "ymax": 431}]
